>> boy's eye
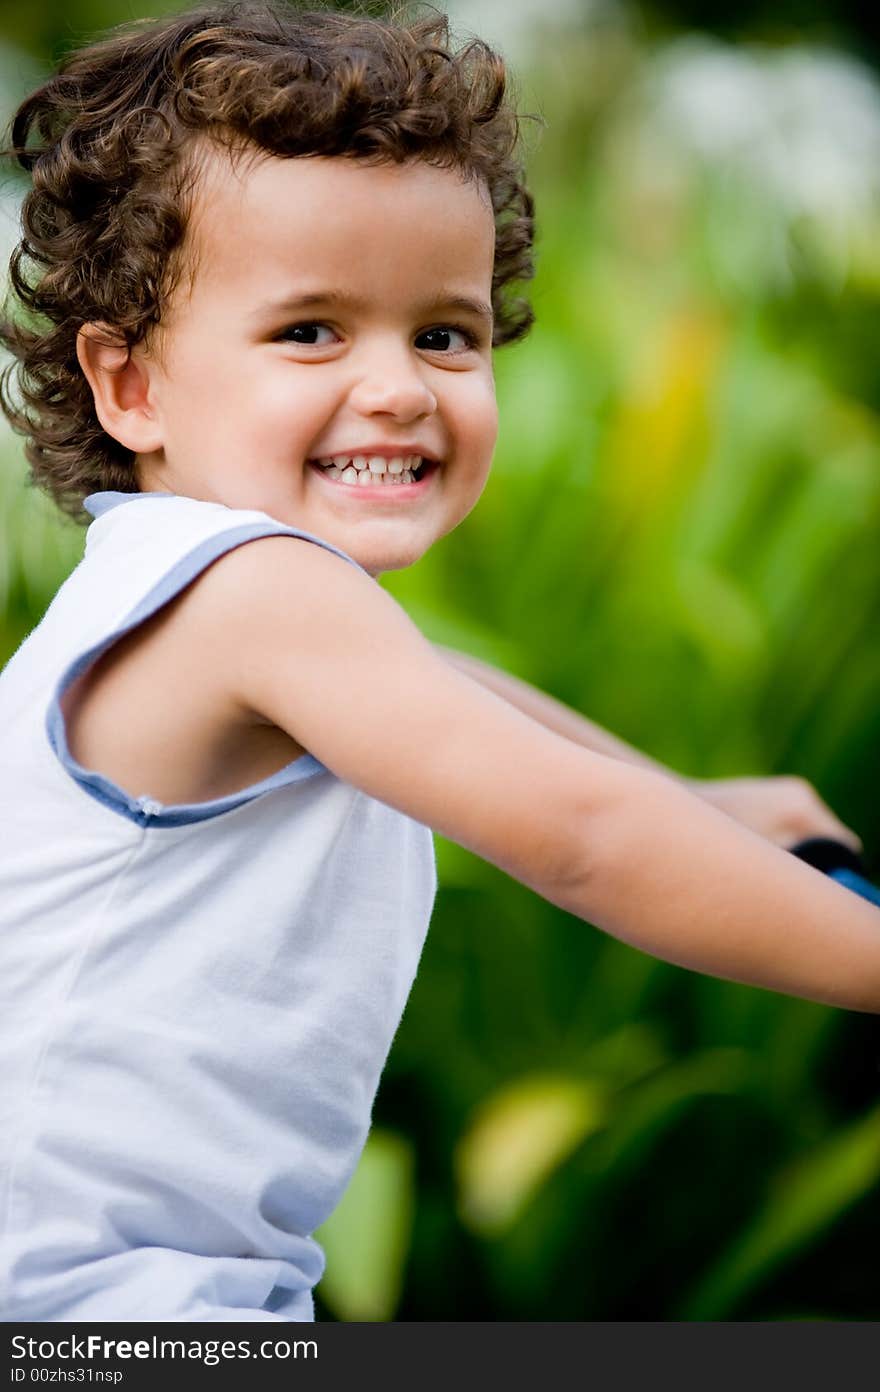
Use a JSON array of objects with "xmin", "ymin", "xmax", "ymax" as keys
[
  {"xmin": 415, "ymin": 326, "xmax": 475, "ymax": 353},
  {"xmin": 278, "ymin": 322, "xmax": 337, "ymax": 346},
  {"xmin": 276, "ymin": 322, "xmax": 477, "ymax": 352}
]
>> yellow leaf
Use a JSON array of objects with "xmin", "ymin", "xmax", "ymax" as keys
[{"xmin": 455, "ymin": 1073, "xmax": 607, "ymax": 1236}]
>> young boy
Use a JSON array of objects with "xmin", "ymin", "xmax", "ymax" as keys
[{"xmin": 0, "ymin": 1, "xmax": 876, "ymax": 1324}]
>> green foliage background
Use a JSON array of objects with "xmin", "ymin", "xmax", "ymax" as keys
[{"xmin": 1, "ymin": 0, "xmax": 879, "ymax": 1321}]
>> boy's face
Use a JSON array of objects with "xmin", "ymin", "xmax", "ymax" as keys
[{"xmin": 133, "ymin": 147, "xmax": 498, "ymax": 575}]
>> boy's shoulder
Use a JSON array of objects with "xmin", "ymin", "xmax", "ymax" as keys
[
  {"xmin": 61, "ymin": 533, "xmax": 343, "ymax": 807},
  {"xmin": 182, "ymin": 526, "xmax": 389, "ymax": 676}
]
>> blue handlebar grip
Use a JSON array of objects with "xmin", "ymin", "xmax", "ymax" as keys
[
  {"xmin": 789, "ymin": 837, "xmax": 880, "ymax": 908},
  {"xmin": 828, "ymin": 868, "xmax": 880, "ymax": 908}
]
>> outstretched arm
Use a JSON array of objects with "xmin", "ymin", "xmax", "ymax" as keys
[
  {"xmin": 196, "ymin": 538, "xmax": 880, "ymax": 1014},
  {"xmin": 435, "ymin": 644, "xmax": 863, "ymax": 854}
]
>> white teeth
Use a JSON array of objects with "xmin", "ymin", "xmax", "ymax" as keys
[
  {"xmin": 316, "ymin": 453, "xmax": 428, "ymax": 473},
  {"xmin": 315, "ymin": 454, "xmax": 430, "ymax": 485},
  {"xmin": 317, "ymin": 456, "xmax": 428, "ymax": 478}
]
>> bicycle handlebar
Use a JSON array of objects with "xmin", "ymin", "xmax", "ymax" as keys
[{"xmin": 788, "ymin": 837, "xmax": 880, "ymax": 908}]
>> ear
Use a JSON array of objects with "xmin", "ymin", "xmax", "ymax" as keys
[{"xmin": 76, "ymin": 323, "xmax": 164, "ymax": 454}]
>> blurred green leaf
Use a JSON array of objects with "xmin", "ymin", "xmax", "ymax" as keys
[
  {"xmin": 679, "ymin": 1101, "xmax": 880, "ymax": 1319},
  {"xmin": 590, "ymin": 1046, "xmax": 754, "ymax": 1180},
  {"xmin": 455, "ymin": 1073, "xmax": 607, "ymax": 1236},
  {"xmin": 315, "ymin": 1129, "xmax": 414, "ymax": 1322}
]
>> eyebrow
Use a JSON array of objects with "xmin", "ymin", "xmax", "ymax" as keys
[{"xmin": 251, "ymin": 289, "xmax": 494, "ymax": 328}]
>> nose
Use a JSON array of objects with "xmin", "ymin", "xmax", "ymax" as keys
[{"xmin": 348, "ymin": 340, "xmax": 438, "ymax": 423}]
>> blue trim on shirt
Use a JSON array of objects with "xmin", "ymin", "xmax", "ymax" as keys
[
  {"xmin": 83, "ymin": 490, "xmax": 177, "ymax": 518},
  {"xmin": 48, "ymin": 498, "xmax": 365, "ymax": 828}
]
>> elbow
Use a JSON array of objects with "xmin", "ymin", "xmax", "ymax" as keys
[{"xmin": 530, "ymin": 757, "xmax": 647, "ymax": 920}]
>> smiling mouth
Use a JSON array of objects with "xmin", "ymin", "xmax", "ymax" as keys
[{"xmin": 308, "ymin": 455, "xmax": 436, "ymax": 488}]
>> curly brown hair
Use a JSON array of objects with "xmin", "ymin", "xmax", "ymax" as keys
[{"xmin": 0, "ymin": 0, "xmax": 536, "ymax": 521}]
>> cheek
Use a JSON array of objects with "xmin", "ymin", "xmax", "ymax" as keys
[
  {"xmin": 159, "ymin": 347, "xmax": 247, "ymax": 433},
  {"xmin": 451, "ymin": 374, "xmax": 498, "ymax": 454},
  {"xmin": 481, "ymin": 392, "xmax": 499, "ymax": 451},
  {"xmin": 254, "ymin": 367, "xmax": 335, "ymax": 430}
]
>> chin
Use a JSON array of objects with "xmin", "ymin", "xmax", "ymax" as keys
[
  {"xmin": 328, "ymin": 512, "xmax": 439, "ymax": 574},
  {"xmin": 355, "ymin": 536, "xmax": 432, "ymax": 576}
]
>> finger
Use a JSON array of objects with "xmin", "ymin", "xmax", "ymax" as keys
[
  {"xmin": 813, "ymin": 816, "xmax": 863, "ymax": 854},
  {"xmin": 797, "ymin": 784, "xmax": 864, "ymax": 854}
]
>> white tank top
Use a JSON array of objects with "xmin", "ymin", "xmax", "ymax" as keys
[{"xmin": 0, "ymin": 490, "xmax": 436, "ymax": 1322}]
